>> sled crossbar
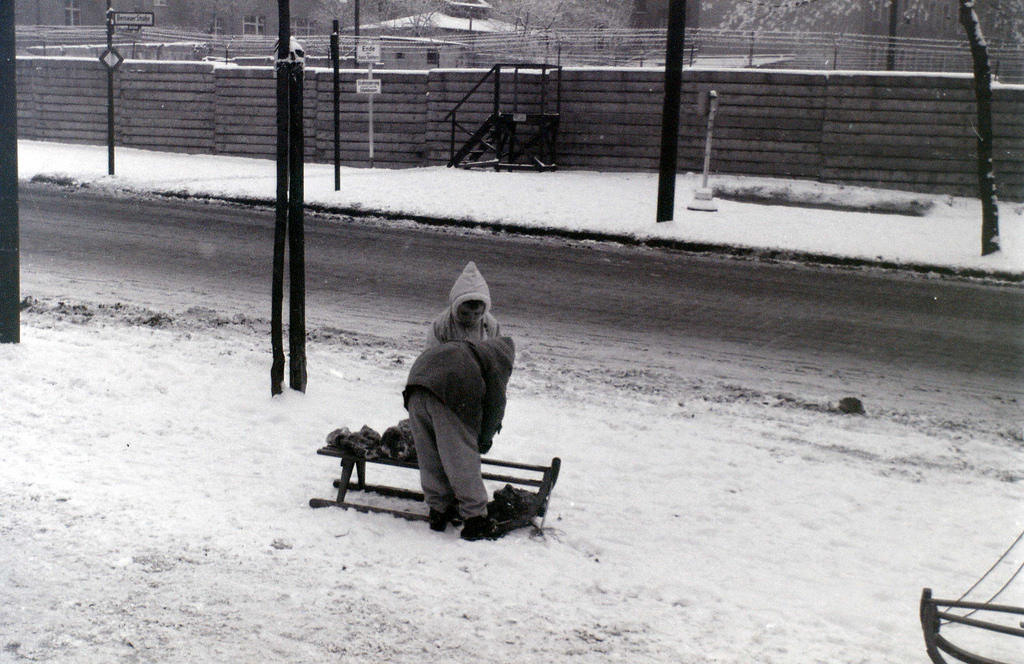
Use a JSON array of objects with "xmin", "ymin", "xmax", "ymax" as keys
[
  {"xmin": 309, "ymin": 446, "xmax": 561, "ymax": 531},
  {"xmin": 920, "ymin": 588, "xmax": 1024, "ymax": 664}
]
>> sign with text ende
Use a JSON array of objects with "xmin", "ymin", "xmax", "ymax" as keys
[
  {"xmin": 111, "ymin": 11, "xmax": 154, "ymax": 27},
  {"xmin": 355, "ymin": 39, "xmax": 381, "ymax": 64}
]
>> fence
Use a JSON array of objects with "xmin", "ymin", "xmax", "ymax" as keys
[
  {"xmin": 13, "ymin": 57, "xmax": 1024, "ymax": 199},
  {"xmin": 15, "ymin": 26, "xmax": 1024, "ymax": 82}
]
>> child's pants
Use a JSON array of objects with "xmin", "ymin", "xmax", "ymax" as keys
[{"xmin": 406, "ymin": 388, "xmax": 488, "ymax": 519}]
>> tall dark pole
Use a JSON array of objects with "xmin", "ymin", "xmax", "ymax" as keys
[
  {"xmin": 105, "ymin": 1, "xmax": 115, "ymax": 175},
  {"xmin": 1, "ymin": 0, "xmax": 19, "ymax": 343},
  {"xmin": 287, "ymin": 39, "xmax": 307, "ymax": 393},
  {"xmin": 656, "ymin": 0, "xmax": 686, "ymax": 222},
  {"xmin": 331, "ymin": 19, "xmax": 340, "ymax": 191},
  {"xmin": 271, "ymin": 0, "xmax": 290, "ymax": 395},
  {"xmin": 354, "ymin": 0, "xmax": 360, "ymax": 38},
  {"xmin": 959, "ymin": 0, "xmax": 1000, "ymax": 256},
  {"xmin": 886, "ymin": 0, "xmax": 899, "ymax": 71}
]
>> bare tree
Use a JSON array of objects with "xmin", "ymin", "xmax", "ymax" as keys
[
  {"xmin": 494, "ymin": 0, "xmax": 568, "ymax": 31},
  {"xmin": 703, "ymin": 0, "xmax": 861, "ymax": 31},
  {"xmin": 959, "ymin": 0, "xmax": 1000, "ymax": 256},
  {"xmin": 374, "ymin": 0, "xmax": 445, "ymax": 34},
  {"xmin": 981, "ymin": 0, "xmax": 1024, "ymax": 44},
  {"xmin": 493, "ymin": 0, "xmax": 633, "ymax": 30}
]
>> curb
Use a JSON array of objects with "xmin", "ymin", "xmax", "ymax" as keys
[{"xmin": 166, "ymin": 190, "xmax": 1024, "ymax": 285}]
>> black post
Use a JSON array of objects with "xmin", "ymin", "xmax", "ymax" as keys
[
  {"xmin": 887, "ymin": 0, "xmax": 899, "ymax": 71},
  {"xmin": 656, "ymin": 0, "xmax": 686, "ymax": 222},
  {"xmin": 271, "ymin": 0, "xmax": 290, "ymax": 395},
  {"xmin": 287, "ymin": 46, "xmax": 307, "ymax": 393},
  {"xmin": 354, "ymin": 0, "xmax": 360, "ymax": 38},
  {"xmin": 0, "ymin": 0, "xmax": 19, "ymax": 343},
  {"xmin": 959, "ymin": 0, "xmax": 1000, "ymax": 256},
  {"xmin": 106, "ymin": 2, "xmax": 115, "ymax": 175},
  {"xmin": 331, "ymin": 19, "xmax": 340, "ymax": 191}
]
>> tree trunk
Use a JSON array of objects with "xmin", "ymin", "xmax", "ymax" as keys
[{"xmin": 959, "ymin": 0, "xmax": 1000, "ymax": 256}]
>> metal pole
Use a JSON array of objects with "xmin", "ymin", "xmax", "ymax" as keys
[
  {"xmin": 271, "ymin": 0, "xmax": 290, "ymax": 395},
  {"xmin": 106, "ymin": 2, "xmax": 115, "ymax": 175},
  {"xmin": 700, "ymin": 92, "xmax": 718, "ymax": 191},
  {"xmin": 354, "ymin": 0, "xmax": 360, "ymax": 38},
  {"xmin": 656, "ymin": 0, "xmax": 686, "ymax": 222},
  {"xmin": 0, "ymin": 0, "xmax": 20, "ymax": 343},
  {"xmin": 368, "ymin": 61, "xmax": 374, "ymax": 168},
  {"xmin": 287, "ymin": 51, "xmax": 307, "ymax": 392},
  {"xmin": 887, "ymin": 0, "xmax": 899, "ymax": 71},
  {"xmin": 331, "ymin": 19, "xmax": 340, "ymax": 190}
]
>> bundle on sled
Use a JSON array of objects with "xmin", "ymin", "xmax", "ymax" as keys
[{"xmin": 309, "ymin": 421, "xmax": 561, "ymax": 538}]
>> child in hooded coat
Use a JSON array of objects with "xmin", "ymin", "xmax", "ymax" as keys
[
  {"xmin": 426, "ymin": 261, "xmax": 501, "ymax": 348},
  {"xmin": 403, "ymin": 336, "xmax": 515, "ymax": 540}
]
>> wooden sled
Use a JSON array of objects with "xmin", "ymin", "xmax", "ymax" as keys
[
  {"xmin": 309, "ymin": 445, "xmax": 561, "ymax": 536},
  {"xmin": 920, "ymin": 588, "xmax": 1024, "ymax": 664}
]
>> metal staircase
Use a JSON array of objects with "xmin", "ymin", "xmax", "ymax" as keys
[{"xmin": 445, "ymin": 63, "xmax": 561, "ymax": 171}]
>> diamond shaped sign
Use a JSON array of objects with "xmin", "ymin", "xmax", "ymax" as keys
[{"xmin": 99, "ymin": 47, "xmax": 124, "ymax": 70}]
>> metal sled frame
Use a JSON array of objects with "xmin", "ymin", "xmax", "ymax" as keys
[
  {"xmin": 310, "ymin": 446, "xmax": 561, "ymax": 533},
  {"xmin": 920, "ymin": 588, "xmax": 1024, "ymax": 664}
]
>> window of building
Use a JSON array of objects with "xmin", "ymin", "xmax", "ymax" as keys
[
  {"xmin": 210, "ymin": 16, "xmax": 224, "ymax": 35},
  {"xmin": 243, "ymin": 15, "xmax": 266, "ymax": 36},
  {"xmin": 291, "ymin": 18, "xmax": 317, "ymax": 36},
  {"xmin": 153, "ymin": 0, "xmax": 167, "ymax": 7},
  {"xmin": 426, "ymin": 50, "xmax": 439, "ymax": 65},
  {"xmin": 64, "ymin": 0, "xmax": 80, "ymax": 26}
]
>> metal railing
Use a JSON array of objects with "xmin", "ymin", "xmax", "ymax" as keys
[{"xmin": 14, "ymin": 26, "xmax": 1024, "ymax": 82}]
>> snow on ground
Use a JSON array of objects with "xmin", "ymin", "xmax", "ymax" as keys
[
  {"xmin": 2, "ymin": 141, "xmax": 1023, "ymax": 662},
  {"xmin": 2, "ymin": 297, "xmax": 1022, "ymax": 663},
  {"xmin": 15, "ymin": 140, "xmax": 1024, "ymax": 277}
]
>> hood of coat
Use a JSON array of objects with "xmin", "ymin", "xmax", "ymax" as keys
[
  {"xmin": 469, "ymin": 336, "xmax": 515, "ymax": 381},
  {"xmin": 448, "ymin": 261, "xmax": 491, "ymax": 314}
]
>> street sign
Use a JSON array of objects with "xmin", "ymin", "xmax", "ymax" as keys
[
  {"xmin": 356, "ymin": 78, "xmax": 381, "ymax": 95},
  {"xmin": 112, "ymin": 12, "xmax": 154, "ymax": 27},
  {"xmin": 355, "ymin": 39, "xmax": 381, "ymax": 63},
  {"xmin": 99, "ymin": 47, "xmax": 124, "ymax": 70}
]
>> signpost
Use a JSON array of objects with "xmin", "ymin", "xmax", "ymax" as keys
[
  {"xmin": 100, "ymin": 9, "xmax": 153, "ymax": 176},
  {"xmin": 331, "ymin": 20, "xmax": 340, "ymax": 191},
  {"xmin": 356, "ymin": 39, "xmax": 381, "ymax": 167},
  {"xmin": 102, "ymin": 5, "xmax": 119, "ymax": 175}
]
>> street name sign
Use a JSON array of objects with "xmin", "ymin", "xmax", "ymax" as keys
[{"xmin": 112, "ymin": 12, "xmax": 154, "ymax": 27}]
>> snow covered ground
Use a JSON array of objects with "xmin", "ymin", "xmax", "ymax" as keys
[{"xmin": 2, "ymin": 141, "xmax": 1023, "ymax": 663}]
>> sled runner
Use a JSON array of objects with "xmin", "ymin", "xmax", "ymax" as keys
[
  {"xmin": 309, "ymin": 445, "xmax": 561, "ymax": 536},
  {"xmin": 920, "ymin": 588, "xmax": 1024, "ymax": 664}
]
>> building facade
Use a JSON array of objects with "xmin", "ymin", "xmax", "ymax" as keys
[{"xmin": 13, "ymin": 0, "xmax": 329, "ymax": 36}]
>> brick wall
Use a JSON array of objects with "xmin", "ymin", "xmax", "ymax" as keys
[{"xmin": 14, "ymin": 57, "xmax": 1024, "ymax": 199}]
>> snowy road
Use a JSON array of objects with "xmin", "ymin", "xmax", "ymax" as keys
[{"xmin": 19, "ymin": 183, "xmax": 1023, "ymax": 428}]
